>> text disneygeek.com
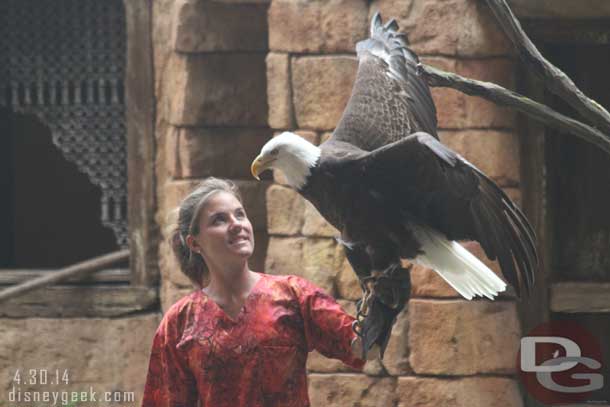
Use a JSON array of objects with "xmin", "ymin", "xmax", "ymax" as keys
[
  {"xmin": 3, "ymin": 369, "xmax": 135, "ymax": 406},
  {"xmin": 6, "ymin": 386, "xmax": 136, "ymax": 406}
]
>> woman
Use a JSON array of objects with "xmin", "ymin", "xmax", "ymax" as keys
[{"xmin": 142, "ymin": 178, "xmax": 364, "ymax": 407}]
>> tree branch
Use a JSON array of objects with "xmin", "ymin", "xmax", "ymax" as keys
[
  {"xmin": 484, "ymin": 0, "xmax": 610, "ymax": 134},
  {"xmin": 418, "ymin": 63, "xmax": 610, "ymax": 155}
]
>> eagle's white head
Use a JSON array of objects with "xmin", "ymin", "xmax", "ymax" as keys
[{"xmin": 251, "ymin": 132, "xmax": 321, "ymax": 189}]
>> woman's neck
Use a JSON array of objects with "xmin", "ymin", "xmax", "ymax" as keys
[{"xmin": 204, "ymin": 260, "xmax": 256, "ymax": 302}]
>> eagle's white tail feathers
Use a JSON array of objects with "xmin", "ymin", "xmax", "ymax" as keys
[{"xmin": 412, "ymin": 227, "xmax": 507, "ymax": 300}]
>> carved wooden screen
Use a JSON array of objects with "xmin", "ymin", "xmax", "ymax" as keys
[{"xmin": 0, "ymin": 0, "xmax": 128, "ymax": 247}]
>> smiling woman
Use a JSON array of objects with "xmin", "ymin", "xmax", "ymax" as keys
[{"xmin": 142, "ymin": 178, "xmax": 365, "ymax": 407}]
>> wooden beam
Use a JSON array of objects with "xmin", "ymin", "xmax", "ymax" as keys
[
  {"xmin": 0, "ymin": 285, "xmax": 158, "ymax": 318},
  {"xmin": 550, "ymin": 282, "xmax": 610, "ymax": 313},
  {"xmin": 0, "ymin": 250, "xmax": 129, "ymax": 303},
  {"xmin": 124, "ymin": 0, "xmax": 159, "ymax": 286},
  {"xmin": 0, "ymin": 268, "xmax": 130, "ymax": 285}
]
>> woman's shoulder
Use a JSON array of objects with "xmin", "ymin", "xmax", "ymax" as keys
[
  {"xmin": 160, "ymin": 289, "xmax": 203, "ymax": 324},
  {"xmin": 258, "ymin": 273, "xmax": 324, "ymax": 296}
]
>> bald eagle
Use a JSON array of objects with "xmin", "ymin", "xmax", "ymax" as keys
[{"xmin": 251, "ymin": 13, "xmax": 537, "ymax": 358}]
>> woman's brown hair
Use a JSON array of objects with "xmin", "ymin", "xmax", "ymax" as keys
[{"xmin": 169, "ymin": 177, "xmax": 243, "ymax": 287}]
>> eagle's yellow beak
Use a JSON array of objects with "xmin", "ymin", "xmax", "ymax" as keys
[{"xmin": 250, "ymin": 154, "xmax": 274, "ymax": 180}]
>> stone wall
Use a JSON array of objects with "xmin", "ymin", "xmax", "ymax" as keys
[
  {"xmin": 0, "ymin": 1, "xmax": 527, "ymax": 407},
  {"xmin": 266, "ymin": 0, "xmax": 525, "ymax": 405},
  {"xmin": 153, "ymin": 0, "xmax": 272, "ymax": 310},
  {"xmin": 0, "ymin": 316, "xmax": 159, "ymax": 407}
]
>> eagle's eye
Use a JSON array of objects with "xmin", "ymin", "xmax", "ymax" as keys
[{"xmin": 270, "ymin": 148, "xmax": 279, "ymax": 156}]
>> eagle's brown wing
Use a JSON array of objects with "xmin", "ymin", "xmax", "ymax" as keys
[
  {"xmin": 328, "ymin": 12, "xmax": 437, "ymax": 152},
  {"xmin": 353, "ymin": 132, "xmax": 537, "ymax": 297}
]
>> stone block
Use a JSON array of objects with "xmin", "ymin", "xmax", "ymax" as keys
[
  {"xmin": 370, "ymin": 0, "xmax": 512, "ymax": 57},
  {"xmin": 422, "ymin": 57, "xmax": 516, "ymax": 130},
  {"xmin": 307, "ymin": 350, "xmax": 360, "ymax": 373},
  {"xmin": 265, "ymin": 236, "xmax": 342, "ymax": 295},
  {"xmin": 265, "ymin": 236, "xmax": 305, "ymax": 277},
  {"xmin": 266, "ymin": 184, "xmax": 307, "ymax": 235},
  {"xmin": 269, "ymin": 0, "xmax": 368, "ymax": 53},
  {"xmin": 408, "ymin": 299, "xmax": 521, "ymax": 374},
  {"xmin": 292, "ymin": 56, "xmax": 358, "ymax": 130},
  {"xmin": 336, "ymin": 257, "xmax": 362, "ymax": 301},
  {"xmin": 381, "ymin": 305, "xmax": 412, "ymax": 375},
  {"xmin": 0, "ymin": 315, "xmax": 160, "ymax": 407},
  {"xmin": 168, "ymin": 53, "xmax": 267, "ymax": 126},
  {"xmin": 267, "ymin": 53, "xmax": 295, "ymax": 129},
  {"xmin": 396, "ymin": 376, "xmax": 524, "ymax": 407},
  {"xmin": 168, "ymin": 127, "xmax": 270, "ymax": 179},
  {"xmin": 302, "ymin": 237, "xmax": 343, "ymax": 295},
  {"xmin": 308, "ymin": 374, "xmax": 396, "ymax": 407},
  {"xmin": 172, "ymin": 1, "xmax": 268, "ymax": 52},
  {"xmin": 303, "ymin": 201, "xmax": 339, "ymax": 237},
  {"xmin": 439, "ymin": 130, "xmax": 521, "ymax": 186}
]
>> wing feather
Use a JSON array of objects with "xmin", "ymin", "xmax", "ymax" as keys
[
  {"xmin": 353, "ymin": 132, "xmax": 537, "ymax": 297},
  {"xmin": 328, "ymin": 12, "xmax": 437, "ymax": 151}
]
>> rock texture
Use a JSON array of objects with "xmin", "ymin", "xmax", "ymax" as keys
[{"xmin": 0, "ymin": 316, "xmax": 160, "ymax": 407}]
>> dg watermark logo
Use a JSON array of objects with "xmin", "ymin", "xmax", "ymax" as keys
[{"xmin": 518, "ymin": 321, "xmax": 605, "ymax": 405}]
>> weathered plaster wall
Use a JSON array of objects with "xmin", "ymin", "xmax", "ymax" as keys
[{"xmin": 264, "ymin": 0, "xmax": 525, "ymax": 405}]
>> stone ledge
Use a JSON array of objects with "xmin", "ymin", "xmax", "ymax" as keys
[{"xmin": 0, "ymin": 286, "xmax": 159, "ymax": 318}]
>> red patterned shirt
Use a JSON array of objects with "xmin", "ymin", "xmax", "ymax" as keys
[{"xmin": 142, "ymin": 273, "xmax": 364, "ymax": 407}]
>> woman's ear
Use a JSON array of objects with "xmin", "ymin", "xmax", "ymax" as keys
[{"xmin": 185, "ymin": 234, "xmax": 201, "ymax": 254}]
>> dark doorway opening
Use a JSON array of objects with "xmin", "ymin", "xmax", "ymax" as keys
[
  {"xmin": 544, "ymin": 43, "xmax": 610, "ymax": 403},
  {"xmin": 0, "ymin": 109, "xmax": 117, "ymax": 269}
]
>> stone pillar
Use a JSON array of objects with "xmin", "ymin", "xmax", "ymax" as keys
[
  {"xmin": 267, "ymin": 0, "xmax": 525, "ymax": 405},
  {"xmin": 153, "ymin": 0, "xmax": 271, "ymax": 311}
]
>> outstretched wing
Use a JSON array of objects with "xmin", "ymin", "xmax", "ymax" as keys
[
  {"xmin": 328, "ymin": 13, "xmax": 437, "ymax": 152},
  {"xmin": 355, "ymin": 132, "xmax": 538, "ymax": 297}
]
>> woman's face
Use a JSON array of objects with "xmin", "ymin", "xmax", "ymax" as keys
[{"xmin": 189, "ymin": 191, "xmax": 255, "ymax": 268}]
